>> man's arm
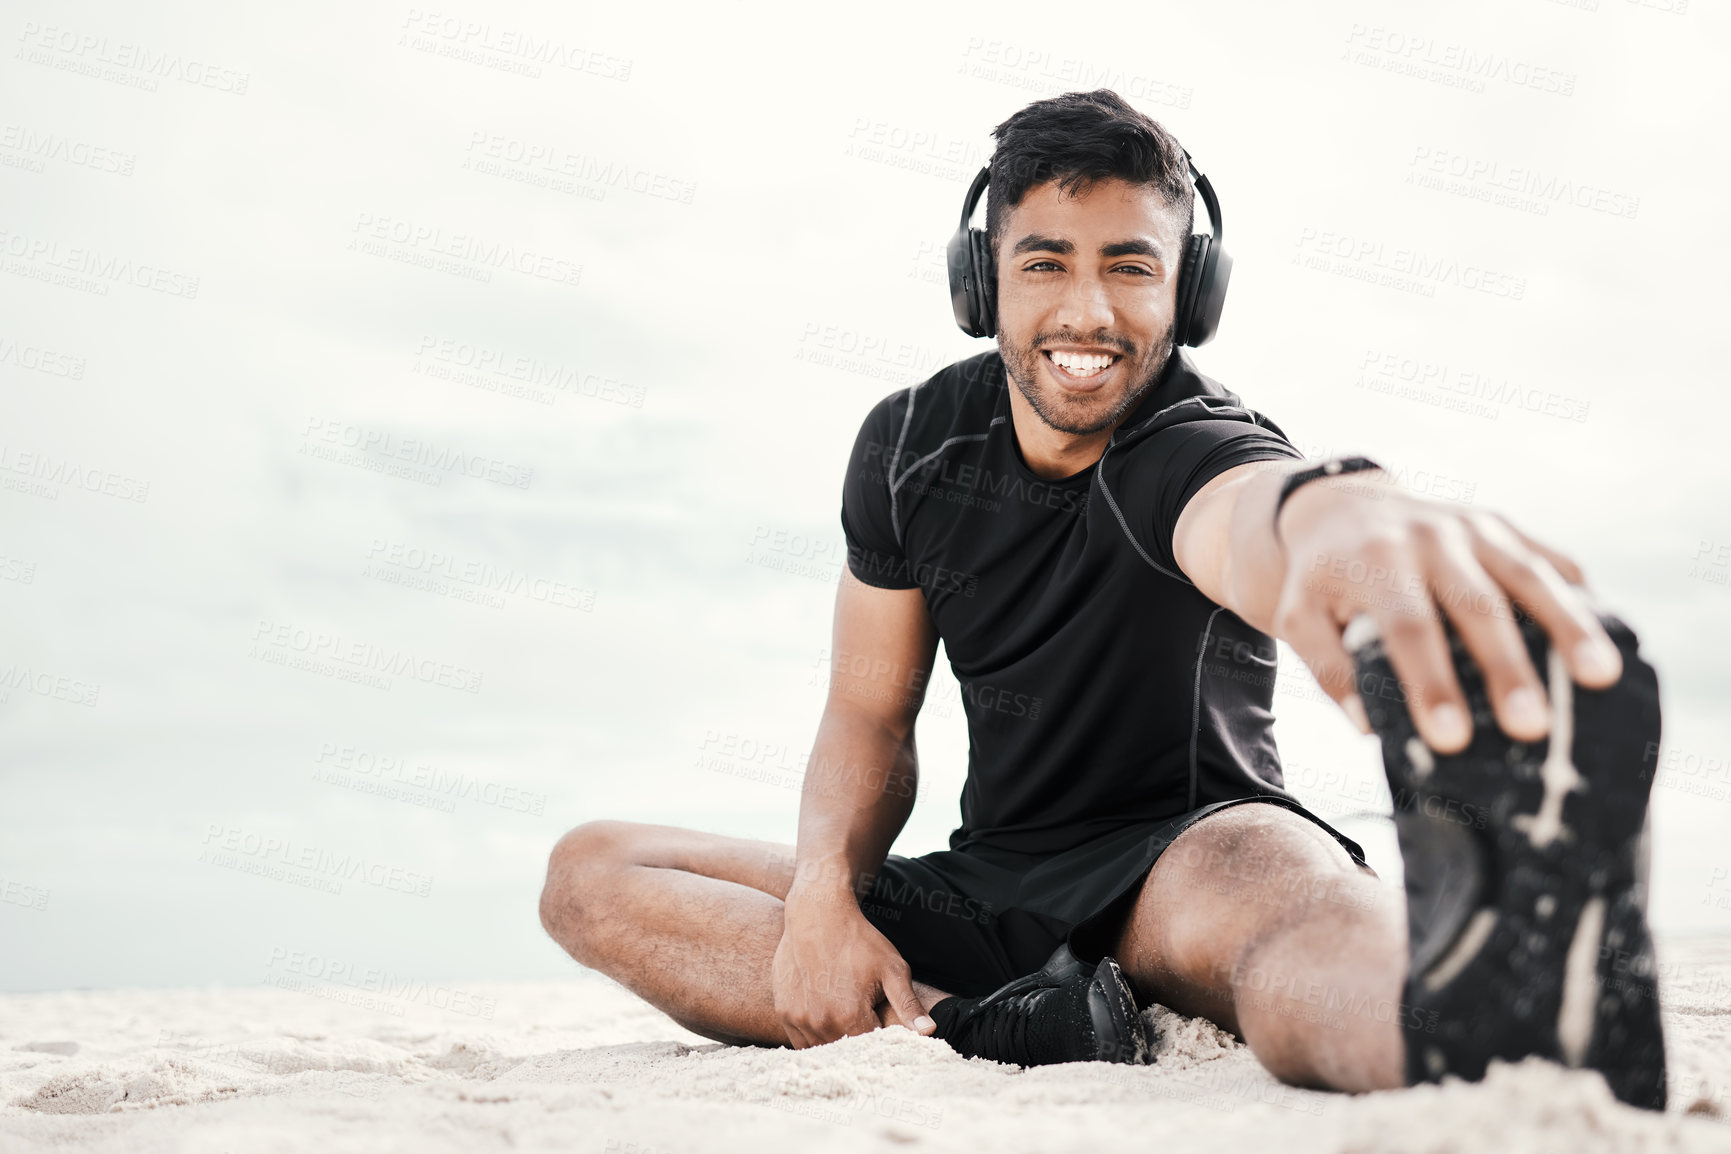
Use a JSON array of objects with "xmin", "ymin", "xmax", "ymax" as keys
[
  {"xmin": 1171, "ymin": 460, "xmax": 1623, "ymax": 753},
  {"xmin": 773, "ymin": 568, "xmax": 939, "ymax": 1047}
]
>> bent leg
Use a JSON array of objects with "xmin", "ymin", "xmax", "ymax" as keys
[
  {"xmin": 539, "ymin": 820, "xmax": 798, "ymax": 1045},
  {"xmin": 1108, "ymin": 803, "xmax": 1408, "ymax": 1092},
  {"xmin": 538, "ymin": 820, "xmax": 945, "ymax": 1047}
]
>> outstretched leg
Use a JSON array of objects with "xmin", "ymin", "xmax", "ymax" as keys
[
  {"xmin": 538, "ymin": 820, "xmax": 946, "ymax": 1046},
  {"xmin": 1108, "ymin": 803, "xmax": 1408, "ymax": 1092}
]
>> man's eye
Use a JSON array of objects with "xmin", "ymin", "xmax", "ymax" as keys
[
  {"xmin": 1024, "ymin": 261, "xmax": 1063, "ymax": 272},
  {"xmin": 1113, "ymin": 264, "xmax": 1154, "ymax": 277}
]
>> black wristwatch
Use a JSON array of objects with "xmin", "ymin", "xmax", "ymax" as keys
[{"xmin": 1273, "ymin": 456, "xmax": 1383, "ymax": 541}]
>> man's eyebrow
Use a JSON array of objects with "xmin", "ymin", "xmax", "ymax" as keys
[
  {"xmin": 1011, "ymin": 234, "xmax": 1074, "ymax": 256},
  {"xmin": 1100, "ymin": 239, "xmax": 1165, "ymax": 260},
  {"xmin": 1010, "ymin": 235, "xmax": 1167, "ymax": 261}
]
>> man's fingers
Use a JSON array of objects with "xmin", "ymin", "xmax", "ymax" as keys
[
  {"xmin": 1490, "ymin": 513, "xmax": 1586, "ymax": 586},
  {"xmin": 789, "ymin": 1009, "xmax": 862, "ymax": 1048},
  {"xmin": 777, "ymin": 991, "xmax": 841, "ymax": 1049},
  {"xmin": 824, "ymin": 977, "xmax": 887, "ymax": 1042},
  {"xmin": 880, "ymin": 966, "xmax": 935, "ymax": 1035},
  {"xmin": 1366, "ymin": 594, "xmax": 1472, "ymax": 754},
  {"xmin": 1472, "ymin": 523, "xmax": 1621, "ymax": 690},
  {"xmin": 1285, "ymin": 509, "xmax": 1614, "ymax": 753},
  {"xmin": 1428, "ymin": 550, "xmax": 1548, "ymax": 743},
  {"xmin": 1274, "ymin": 592, "xmax": 1370, "ymax": 732},
  {"xmin": 780, "ymin": 999, "xmax": 819, "ymax": 1049},
  {"xmin": 780, "ymin": 1014, "xmax": 814, "ymax": 1050},
  {"xmin": 1303, "ymin": 529, "xmax": 1476, "ymax": 752},
  {"xmin": 1280, "ymin": 549, "xmax": 1470, "ymax": 748}
]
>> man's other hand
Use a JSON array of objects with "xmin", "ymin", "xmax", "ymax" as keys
[{"xmin": 772, "ymin": 882, "xmax": 935, "ymax": 1048}]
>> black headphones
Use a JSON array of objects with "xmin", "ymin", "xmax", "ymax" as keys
[{"xmin": 945, "ymin": 151, "xmax": 1232, "ymax": 347}]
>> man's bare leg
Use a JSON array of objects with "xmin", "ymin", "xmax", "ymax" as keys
[
  {"xmin": 538, "ymin": 820, "xmax": 949, "ymax": 1046},
  {"xmin": 1109, "ymin": 803, "xmax": 1407, "ymax": 1092}
]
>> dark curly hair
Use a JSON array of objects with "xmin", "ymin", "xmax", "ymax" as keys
[{"xmin": 985, "ymin": 89, "xmax": 1193, "ymax": 257}]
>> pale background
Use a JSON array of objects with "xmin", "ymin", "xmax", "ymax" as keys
[{"xmin": 2, "ymin": 0, "xmax": 1726, "ymax": 993}]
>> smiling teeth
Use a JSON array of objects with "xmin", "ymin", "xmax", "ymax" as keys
[{"xmin": 1048, "ymin": 351, "xmax": 1115, "ymax": 373}]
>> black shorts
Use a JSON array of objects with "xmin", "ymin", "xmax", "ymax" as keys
[{"xmin": 857, "ymin": 796, "xmax": 1369, "ymax": 997}]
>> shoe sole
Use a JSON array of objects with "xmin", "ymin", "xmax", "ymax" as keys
[
  {"xmin": 1087, "ymin": 957, "xmax": 1152, "ymax": 1065},
  {"xmin": 1346, "ymin": 609, "xmax": 1666, "ymax": 1109}
]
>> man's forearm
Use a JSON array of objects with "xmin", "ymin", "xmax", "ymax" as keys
[{"xmin": 786, "ymin": 704, "xmax": 919, "ymax": 911}]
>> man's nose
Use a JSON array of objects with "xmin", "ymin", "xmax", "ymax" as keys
[{"xmin": 1054, "ymin": 273, "xmax": 1114, "ymax": 332}]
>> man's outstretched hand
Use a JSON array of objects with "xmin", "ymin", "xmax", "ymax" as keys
[
  {"xmin": 772, "ymin": 882, "xmax": 936, "ymax": 1049},
  {"xmin": 1269, "ymin": 473, "xmax": 1622, "ymax": 752}
]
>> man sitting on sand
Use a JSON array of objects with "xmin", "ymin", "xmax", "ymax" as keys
[{"xmin": 538, "ymin": 89, "xmax": 1666, "ymax": 1108}]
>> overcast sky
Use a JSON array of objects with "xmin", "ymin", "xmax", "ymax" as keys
[{"xmin": 2, "ymin": 0, "xmax": 1727, "ymax": 992}]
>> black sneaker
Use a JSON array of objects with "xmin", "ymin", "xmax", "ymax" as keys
[
  {"xmin": 1346, "ymin": 607, "xmax": 1666, "ymax": 1110},
  {"xmin": 929, "ymin": 943, "xmax": 1151, "ymax": 1066}
]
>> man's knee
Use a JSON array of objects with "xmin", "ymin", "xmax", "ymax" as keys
[
  {"xmin": 1163, "ymin": 805, "xmax": 1357, "ymax": 895},
  {"xmin": 538, "ymin": 820, "xmax": 639, "ymax": 944},
  {"xmin": 1140, "ymin": 805, "xmax": 1367, "ymax": 969}
]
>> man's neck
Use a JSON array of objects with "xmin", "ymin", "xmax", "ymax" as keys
[{"xmin": 1006, "ymin": 387, "xmax": 1116, "ymax": 480}]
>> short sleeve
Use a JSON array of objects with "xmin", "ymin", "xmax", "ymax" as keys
[
  {"xmin": 1115, "ymin": 407, "xmax": 1303, "ymax": 578},
  {"xmin": 840, "ymin": 391, "xmax": 920, "ymax": 590}
]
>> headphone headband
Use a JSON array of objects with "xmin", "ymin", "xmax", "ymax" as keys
[
  {"xmin": 1185, "ymin": 155, "xmax": 1224, "ymax": 245},
  {"xmin": 945, "ymin": 150, "xmax": 1233, "ymax": 346},
  {"xmin": 959, "ymin": 165, "xmax": 991, "ymax": 230}
]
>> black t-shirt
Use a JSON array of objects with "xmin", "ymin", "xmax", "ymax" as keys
[{"xmin": 840, "ymin": 348, "xmax": 1307, "ymax": 855}]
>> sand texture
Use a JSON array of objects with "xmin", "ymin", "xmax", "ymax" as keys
[{"xmin": 4, "ymin": 938, "xmax": 1729, "ymax": 1153}]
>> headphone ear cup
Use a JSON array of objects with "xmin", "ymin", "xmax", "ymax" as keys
[
  {"xmin": 947, "ymin": 225, "xmax": 982, "ymax": 337},
  {"xmin": 1174, "ymin": 234, "xmax": 1207, "ymax": 347},
  {"xmin": 969, "ymin": 228, "xmax": 997, "ymax": 337},
  {"xmin": 1185, "ymin": 243, "xmax": 1231, "ymax": 347}
]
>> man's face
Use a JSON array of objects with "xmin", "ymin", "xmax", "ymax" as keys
[{"xmin": 994, "ymin": 177, "xmax": 1187, "ymax": 437}]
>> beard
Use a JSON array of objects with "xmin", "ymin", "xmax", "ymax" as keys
[{"xmin": 1000, "ymin": 318, "xmax": 1175, "ymax": 437}]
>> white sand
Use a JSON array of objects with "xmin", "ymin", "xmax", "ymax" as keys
[{"xmin": 4, "ymin": 938, "xmax": 1729, "ymax": 1154}]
